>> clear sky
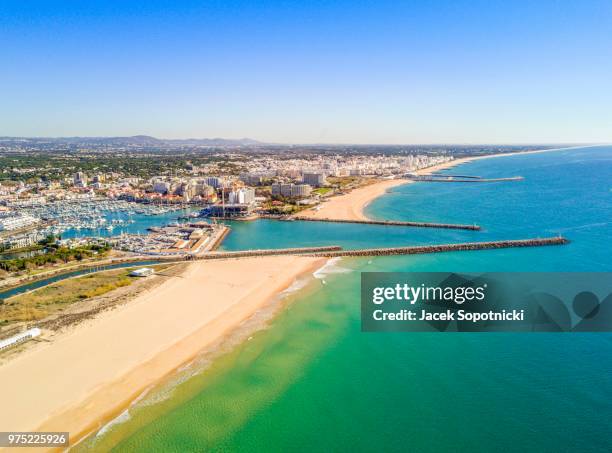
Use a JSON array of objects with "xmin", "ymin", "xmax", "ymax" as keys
[{"xmin": 1, "ymin": 0, "xmax": 611, "ymax": 144}]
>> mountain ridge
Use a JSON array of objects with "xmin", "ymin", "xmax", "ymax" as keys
[{"xmin": 0, "ymin": 135, "xmax": 266, "ymax": 147}]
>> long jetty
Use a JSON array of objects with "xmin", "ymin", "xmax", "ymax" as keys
[
  {"xmin": 193, "ymin": 237, "xmax": 568, "ymax": 260},
  {"xmin": 411, "ymin": 176, "xmax": 524, "ymax": 183},
  {"xmin": 429, "ymin": 174, "xmax": 482, "ymax": 179},
  {"xmin": 197, "ymin": 245, "xmax": 342, "ymax": 260},
  {"xmin": 1, "ymin": 238, "xmax": 570, "ymax": 296},
  {"xmin": 305, "ymin": 237, "xmax": 568, "ymax": 257},
  {"xmin": 291, "ymin": 216, "xmax": 480, "ymax": 231}
]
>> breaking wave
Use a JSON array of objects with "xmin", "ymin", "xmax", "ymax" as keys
[{"xmin": 313, "ymin": 257, "xmax": 352, "ymax": 279}]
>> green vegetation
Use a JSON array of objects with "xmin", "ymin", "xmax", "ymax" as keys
[
  {"xmin": 0, "ymin": 152, "xmax": 251, "ymax": 182},
  {"xmin": 313, "ymin": 187, "xmax": 333, "ymax": 196},
  {"xmin": 0, "ymin": 244, "xmax": 110, "ymax": 274},
  {"xmin": 263, "ymin": 196, "xmax": 313, "ymax": 215},
  {"xmin": 0, "ymin": 269, "xmax": 135, "ymax": 324},
  {"xmin": 266, "ymin": 206, "xmax": 294, "ymax": 215},
  {"xmin": 0, "ymin": 244, "xmax": 44, "ymax": 256},
  {"xmin": 263, "ymin": 203, "xmax": 311, "ymax": 215},
  {"xmin": 326, "ymin": 176, "xmax": 366, "ymax": 189},
  {"xmin": 216, "ymin": 161, "xmax": 246, "ymax": 174}
]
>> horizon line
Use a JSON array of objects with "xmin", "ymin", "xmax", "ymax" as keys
[{"xmin": 0, "ymin": 135, "xmax": 607, "ymax": 147}]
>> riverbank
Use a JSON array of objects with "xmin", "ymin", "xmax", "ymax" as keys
[
  {"xmin": 0, "ymin": 252, "xmax": 138, "ymax": 291},
  {"xmin": 296, "ymin": 148, "xmax": 563, "ymax": 222},
  {"xmin": 0, "ymin": 255, "xmax": 326, "ymax": 446}
]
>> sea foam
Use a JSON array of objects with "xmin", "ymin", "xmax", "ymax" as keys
[{"xmin": 313, "ymin": 257, "xmax": 353, "ymax": 279}]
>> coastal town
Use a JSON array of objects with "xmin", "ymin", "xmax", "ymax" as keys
[
  {"xmin": 1, "ymin": 143, "xmax": 456, "ymax": 259},
  {"xmin": 0, "ymin": 0, "xmax": 607, "ymax": 450},
  {"xmin": 0, "ymin": 141, "xmax": 572, "ymax": 445}
]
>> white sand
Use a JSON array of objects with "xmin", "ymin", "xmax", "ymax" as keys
[
  {"xmin": 297, "ymin": 157, "xmax": 475, "ymax": 221},
  {"xmin": 0, "ymin": 255, "xmax": 325, "ymax": 443},
  {"xmin": 297, "ymin": 148, "xmax": 565, "ymax": 221}
]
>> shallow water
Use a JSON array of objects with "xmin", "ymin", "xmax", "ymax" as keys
[{"xmin": 79, "ymin": 146, "xmax": 612, "ymax": 452}]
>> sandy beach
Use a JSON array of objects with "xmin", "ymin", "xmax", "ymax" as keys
[
  {"xmin": 296, "ymin": 148, "xmax": 566, "ymax": 222},
  {"xmin": 297, "ymin": 156, "xmax": 476, "ymax": 221},
  {"xmin": 0, "ymin": 146, "xmax": 571, "ymax": 448},
  {"xmin": 0, "ymin": 255, "xmax": 325, "ymax": 445}
]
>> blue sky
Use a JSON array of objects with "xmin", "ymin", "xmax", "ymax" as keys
[{"xmin": 1, "ymin": 0, "xmax": 611, "ymax": 144}]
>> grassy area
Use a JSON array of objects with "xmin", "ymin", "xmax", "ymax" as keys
[
  {"xmin": 0, "ymin": 268, "xmax": 144, "ymax": 326},
  {"xmin": 312, "ymin": 187, "xmax": 333, "ymax": 196},
  {"xmin": 326, "ymin": 176, "xmax": 371, "ymax": 190},
  {"xmin": 7, "ymin": 255, "xmax": 111, "ymax": 279}
]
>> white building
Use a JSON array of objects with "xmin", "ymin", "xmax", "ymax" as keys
[
  {"xmin": 271, "ymin": 183, "xmax": 312, "ymax": 198},
  {"xmin": 73, "ymin": 172, "xmax": 88, "ymax": 187},
  {"xmin": 228, "ymin": 188, "xmax": 255, "ymax": 204},
  {"xmin": 239, "ymin": 173, "xmax": 264, "ymax": 186},
  {"xmin": 302, "ymin": 172, "xmax": 326, "ymax": 187},
  {"xmin": 2, "ymin": 231, "xmax": 45, "ymax": 249},
  {"xmin": 152, "ymin": 181, "xmax": 170, "ymax": 194},
  {"xmin": 202, "ymin": 176, "xmax": 228, "ymax": 189},
  {"xmin": 271, "ymin": 183, "xmax": 291, "ymax": 197},
  {"xmin": 129, "ymin": 267, "xmax": 155, "ymax": 277},
  {"xmin": 0, "ymin": 328, "xmax": 42, "ymax": 352},
  {"xmin": 0, "ymin": 214, "xmax": 40, "ymax": 232},
  {"xmin": 291, "ymin": 184, "xmax": 312, "ymax": 197}
]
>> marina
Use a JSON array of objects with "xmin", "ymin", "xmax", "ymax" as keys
[
  {"xmin": 18, "ymin": 199, "xmax": 195, "ymax": 239},
  {"xmin": 109, "ymin": 221, "xmax": 224, "ymax": 256}
]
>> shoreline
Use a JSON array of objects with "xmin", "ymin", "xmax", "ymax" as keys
[
  {"xmin": 0, "ymin": 145, "xmax": 584, "ymax": 448},
  {"xmin": 297, "ymin": 147, "xmax": 571, "ymax": 222},
  {"xmin": 0, "ymin": 255, "xmax": 327, "ymax": 448}
]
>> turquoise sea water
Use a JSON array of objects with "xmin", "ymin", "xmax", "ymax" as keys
[{"xmin": 79, "ymin": 146, "xmax": 612, "ymax": 452}]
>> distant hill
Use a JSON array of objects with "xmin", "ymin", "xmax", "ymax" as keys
[
  {"xmin": 0, "ymin": 135, "xmax": 266, "ymax": 147},
  {"xmin": 165, "ymin": 137, "xmax": 264, "ymax": 146}
]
